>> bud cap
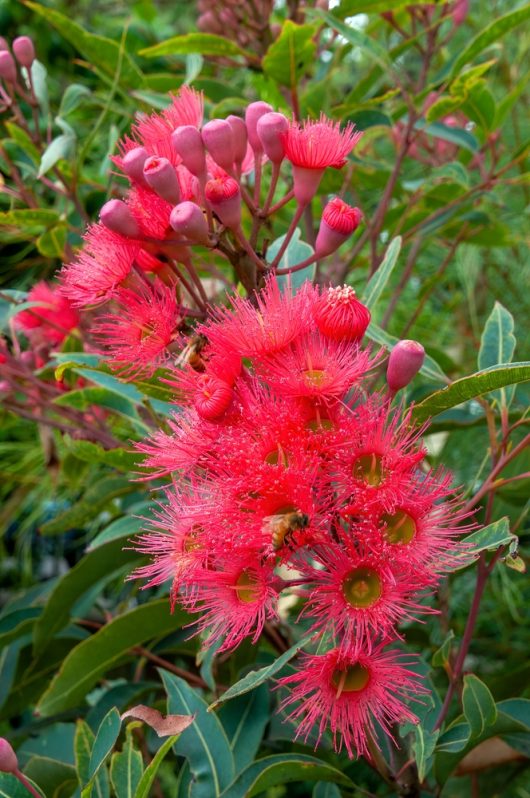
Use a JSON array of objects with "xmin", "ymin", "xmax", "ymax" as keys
[
  {"xmin": 201, "ymin": 119, "xmax": 235, "ymax": 172},
  {"xmin": 170, "ymin": 201, "xmax": 209, "ymax": 244},
  {"xmin": 257, "ymin": 112, "xmax": 288, "ymax": 164},
  {"xmin": 0, "ymin": 50, "xmax": 17, "ymax": 83},
  {"xmin": 100, "ymin": 199, "xmax": 139, "ymax": 239},
  {"xmin": 143, "ymin": 156, "xmax": 181, "ymax": 205},
  {"xmin": 172, "ymin": 126, "xmax": 206, "ymax": 178},
  {"xmin": 245, "ymin": 101, "xmax": 273, "ymax": 152},
  {"xmin": 12, "ymin": 36, "xmax": 35, "ymax": 68},
  {"xmin": 386, "ymin": 339, "xmax": 425, "ymax": 392}
]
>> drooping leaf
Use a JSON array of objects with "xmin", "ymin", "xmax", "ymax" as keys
[
  {"xmin": 161, "ymin": 671, "xmax": 234, "ymax": 797},
  {"xmin": 462, "ymin": 675, "xmax": 498, "ymax": 739},
  {"xmin": 209, "ymin": 633, "xmax": 313, "ymax": 710},
  {"xmin": 361, "ymin": 236, "xmax": 402, "ymax": 310},
  {"xmin": 121, "ymin": 705, "xmax": 194, "ymax": 737},
  {"xmin": 36, "ymin": 601, "xmax": 188, "ymax": 716},
  {"xmin": 218, "ymin": 754, "xmax": 354, "ymax": 798},
  {"xmin": 411, "ymin": 363, "xmax": 530, "ymax": 423}
]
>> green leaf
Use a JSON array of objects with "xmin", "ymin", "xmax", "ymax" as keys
[
  {"xmin": 88, "ymin": 708, "xmax": 122, "ymax": 782},
  {"xmin": 88, "ymin": 511, "xmax": 148, "ymax": 551},
  {"xmin": 110, "ymin": 724, "xmax": 144, "ymax": 798},
  {"xmin": 478, "ymin": 302, "xmax": 517, "ymax": 409},
  {"xmin": 462, "ymin": 675, "xmax": 497, "ymax": 739},
  {"xmin": 435, "ymin": 722, "xmax": 470, "ymax": 754},
  {"xmin": 218, "ymin": 685, "xmax": 270, "ymax": 770},
  {"xmin": 0, "ymin": 773, "xmax": 44, "ymax": 798},
  {"xmin": 139, "ymin": 33, "xmax": 251, "ymax": 60},
  {"xmin": 0, "ymin": 209, "xmax": 60, "ymax": 231},
  {"xmin": 313, "ymin": 8, "xmax": 392, "ymax": 71},
  {"xmin": 36, "ymin": 224, "xmax": 68, "ymax": 258},
  {"xmin": 413, "ymin": 120, "xmax": 479, "ymax": 153},
  {"xmin": 30, "ymin": 59, "xmax": 49, "ymax": 116},
  {"xmin": 75, "ymin": 720, "xmax": 95, "ymax": 785},
  {"xmin": 133, "ymin": 736, "xmax": 178, "ymax": 798},
  {"xmin": 432, "ymin": 630, "xmax": 455, "ymax": 669},
  {"xmin": 162, "ymin": 671, "xmax": 234, "ymax": 797},
  {"xmin": 56, "ymin": 388, "xmax": 140, "ymax": 425},
  {"xmin": 335, "ymin": 0, "xmax": 437, "ymax": 15},
  {"xmin": 60, "ymin": 83, "xmax": 92, "ymax": 116},
  {"xmin": 268, "ymin": 229, "xmax": 315, "ymax": 292},
  {"xmin": 23, "ymin": 757, "xmax": 77, "ymax": 798},
  {"xmin": 65, "ymin": 440, "xmax": 140, "ymax": 472},
  {"xmin": 39, "ymin": 476, "xmax": 135, "ymax": 535},
  {"xmin": 262, "ymin": 21, "xmax": 317, "ymax": 88},
  {"xmin": 219, "ymin": 754, "xmax": 354, "ymax": 798},
  {"xmin": 457, "ymin": 518, "xmax": 517, "ymax": 567},
  {"xmin": 361, "ymin": 236, "xmax": 402, "ymax": 310},
  {"xmin": 0, "ymin": 607, "xmax": 41, "ymax": 649},
  {"xmin": 25, "ymin": 1, "xmax": 144, "ymax": 88},
  {"xmin": 413, "ymin": 724, "xmax": 439, "ymax": 782},
  {"xmin": 209, "ymin": 633, "xmax": 313, "ymax": 710},
  {"xmin": 450, "ymin": 4, "xmax": 530, "ymax": 79},
  {"xmin": 4, "ymin": 121, "xmax": 40, "ymax": 163},
  {"xmin": 38, "ymin": 132, "xmax": 75, "ymax": 177},
  {"xmin": 36, "ymin": 600, "xmax": 188, "ymax": 716},
  {"xmin": 365, "ymin": 322, "xmax": 447, "ymax": 383},
  {"xmin": 313, "ymin": 784, "xmax": 342, "ymax": 798},
  {"xmin": 411, "ymin": 362, "xmax": 530, "ymax": 424}
]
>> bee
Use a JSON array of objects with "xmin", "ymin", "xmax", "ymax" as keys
[
  {"xmin": 264, "ymin": 510, "xmax": 310, "ymax": 551},
  {"xmin": 176, "ymin": 333, "xmax": 209, "ymax": 372}
]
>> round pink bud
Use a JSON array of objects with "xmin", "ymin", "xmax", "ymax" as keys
[
  {"xmin": 122, "ymin": 146, "xmax": 149, "ymax": 186},
  {"xmin": 453, "ymin": 0, "xmax": 469, "ymax": 26},
  {"xmin": 195, "ymin": 374, "xmax": 233, "ymax": 420},
  {"xmin": 0, "ymin": 50, "xmax": 17, "ymax": 83},
  {"xmin": 12, "ymin": 36, "xmax": 35, "ymax": 68},
  {"xmin": 257, "ymin": 112, "xmax": 288, "ymax": 164},
  {"xmin": 0, "ymin": 738, "xmax": 18, "ymax": 774},
  {"xmin": 100, "ymin": 199, "xmax": 139, "ymax": 238},
  {"xmin": 227, "ymin": 115, "xmax": 248, "ymax": 166},
  {"xmin": 315, "ymin": 198, "xmax": 362, "ymax": 257},
  {"xmin": 314, "ymin": 285, "xmax": 371, "ymax": 342},
  {"xmin": 205, "ymin": 176, "xmax": 241, "ymax": 229},
  {"xmin": 386, "ymin": 339, "xmax": 425, "ymax": 392},
  {"xmin": 0, "ymin": 38, "xmax": 9, "ymax": 52},
  {"xmin": 172, "ymin": 126, "xmax": 206, "ymax": 178},
  {"xmin": 143, "ymin": 156, "xmax": 181, "ymax": 205},
  {"xmin": 170, "ymin": 201, "xmax": 209, "ymax": 244},
  {"xmin": 245, "ymin": 101, "xmax": 273, "ymax": 153},
  {"xmin": 201, "ymin": 119, "xmax": 235, "ymax": 172}
]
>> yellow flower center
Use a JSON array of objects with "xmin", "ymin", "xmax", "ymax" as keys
[
  {"xmin": 382, "ymin": 510, "xmax": 416, "ymax": 545},
  {"xmin": 342, "ymin": 567, "xmax": 382, "ymax": 608},
  {"xmin": 234, "ymin": 570, "xmax": 260, "ymax": 604},
  {"xmin": 352, "ymin": 453, "xmax": 384, "ymax": 486},
  {"xmin": 331, "ymin": 663, "xmax": 370, "ymax": 695}
]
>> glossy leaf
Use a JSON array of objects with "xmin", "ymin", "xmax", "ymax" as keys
[
  {"xmin": 478, "ymin": 302, "xmax": 517, "ymax": 408},
  {"xmin": 432, "ymin": 630, "xmax": 455, "ymax": 669},
  {"xmin": 162, "ymin": 671, "xmax": 234, "ymax": 797},
  {"xmin": 218, "ymin": 684, "xmax": 270, "ymax": 770},
  {"xmin": 0, "ymin": 773, "xmax": 45, "ymax": 798},
  {"xmin": 139, "ymin": 33, "xmax": 251, "ymax": 60},
  {"xmin": 36, "ymin": 601, "xmax": 188, "ymax": 716},
  {"xmin": 133, "ymin": 736, "xmax": 178, "ymax": 798},
  {"xmin": 0, "ymin": 607, "xmax": 41, "ymax": 649},
  {"xmin": 462, "ymin": 675, "xmax": 497, "ymax": 739},
  {"xmin": 361, "ymin": 236, "xmax": 402, "ymax": 309},
  {"xmin": 456, "ymin": 517, "xmax": 517, "ymax": 568},
  {"xmin": 87, "ymin": 708, "xmax": 122, "ymax": 784},
  {"xmin": 209, "ymin": 633, "xmax": 313, "ymax": 710},
  {"xmin": 411, "ymin": 362, "xmax": 530, "ymax": 423},
  {"xmin": 413, "ymin": 724, "xmax": 439, "ymax": 782},
  {"xmin": 262, "ymin": 21, "xmax": 317, "ymax": 88},
  {"xmin": 219, "ymin": 754, "xmax": 354, "ymax": 797},
  {"xmin": 110, "ymin": 724, "xmax": 144, "ymax": 798},
  {"xmin": 88, "ymin": 512, "xmax": 148, "ymax": 551}
]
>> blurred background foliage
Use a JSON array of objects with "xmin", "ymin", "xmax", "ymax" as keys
[{"xmin": 0, "ymin": 0, "xmax": 529, "ymax": 796}]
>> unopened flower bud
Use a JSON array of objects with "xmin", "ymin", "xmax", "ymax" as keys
[
  {"xmin": 257, "ymin": 112, "xmax": 288, "ymax": 164},
  {"xmin": 386, "ymin": 340, "xmax": 425, "ymax": 393},
  {"xmin": 100, "ymin": 199, "xmax": 139, "ymax": 238},
  {"xmin": 122, "ymin": 146, "xmax": 149, "ymax": 186},
  {"xmin": 314, "ymin": 285, "xmax": 370, "ymax": 342},
  {"xmin": 0, "ymin": 50, "xmax": 17, "ymax": 83},
  {"xmin": 172, "ymin": 126, "xmax": 206, "ymax": 178},
  {"xmin": 12, "ymin": 36, "xmax": 35, "ymax": 68},
  {"xmin": 170, "ymin": 201, "xmax": 209, "ymax": 244},
  {"xmin": 0, "ymin": 37, "xmax": 9, "ymax": 52},
  {"xmin": 227, "ymin": 115, "xmax": 248, "ymax": 167},
  {"xmin": 143, "ymin": 156, "xmax": 181, "ymax": 205},
  {"xmin": 245, "ymin": 101, "xmax": 273, "ymax": 153},
  {"xmin": 315, "ymin": 198, "xmax": 362, "ymax": 257},
  {"xmin": 0, "ymin": 738, "xmax": 18, "ymax": 773},
  {"xmin": 201, "ymin": 119, "xmax": 235, "ymax": 172},
  {"xmin": 195, "ymin": 374, "xmax": 233, "ymax": 420},
  {"xmin": 453, "ymin": 0, "xmax": 469, "ymax": 26},
  {"xmin": 205, "ymin": 176, "xmax": 241, "ymax": 229}
]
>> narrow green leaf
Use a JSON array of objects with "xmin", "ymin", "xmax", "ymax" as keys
[
  {"xmin": 23, "ymin": 757, "xmax": 77, "ymax": 798},
  {"xmin": 462, "ymin": 675, "xmax": 497, "ymax": 739},
  {"xmin": 411, "ymin": 362, "xmax": 530, "ymax": 424},
  {"xmin": 39, "ymin": 476, "xmax": 136, "ymax": 535},
  {"xmin": 262, "ymin": 21, "xmax": 317, "ymax": 88},
  {"xmin": 335, "ymin": 0, "xmax": 438, "ymax": 15},
  {"xmin": 110, "ymin": 724, "xmax": 144, "ymax": 798},
  {"xmin": 36, "ymin": 601, "xmax": 187, "ymax": 716},
  {"xmin": 456, "ymin": 518, "xmax": 517, "ymax": 568},
  {"xmin": 218, "ymin": 685, "xmax": 270, "ymax": 770},
  {"xmin": 65, "ymin": 440, "xmax": 140, "ymax": 472},
  {"xmin": 38, "ymin": 132, "xmax": 75, "ymax": 177},
  {"xmin": 209, "ymin": 633, "xmax": 313, "ymax": 710},
  {"xmin": 60, "ymin": 83, "xmax": 91, "ymax": 116},
  {"xmin": 88, "ymin": 709, "xmax": 122, "ymax": 782},
  {"xmin": 413, "ymin": 725, "xmax": 439, "ymax": 782},
  {"xmin": 134, "ymin": 736, "xmax": 178, "ymax": 798},
  {"xmin": 361, "ymin": 236, "xmax": 402, "ymax": 309},
  {"xmin": 4, "ymin": 122, "xmax": 40, "ymax": 162},
  {"xmin": 161, "ymin": 671, "xmax": 235, "ymax": 797},
  {"xmin": 450, "ymin": 4, "xmax": 530, "ymax": 79},
  {"xmin": 478, "ymin": 302, "xmax": 517, "ymax": 408},
  {"xmin": 313, "ymin": 8, "xmax": 392, "ymax": 70},
  {"xmin": 25, "ymin": 1, "xmax": 144, "ymax": 88},
  {"xmin": 88, "ymin": 512, "xmax": 148, "ymax": 551},
  {"xmin": 432, "ymin": 630, "xmax": 455, "ymax": 669},
  {"xmin": 413, "ymin": 120, "xmax": 479, "ymax": 153},
  {"xmin": 0, "ymin": 607, "xmax": 41, "ymax": 649},
  {"xmin": 219, "ymin": 754, "xmax": 353, "ymax": 798},
  {"xmin": 139, "ymin": 33, "xmax": 251, "ymax": 59},
  {"xmin": 75, "ymin": 720, "xmax": 95, "ymax": 785}
]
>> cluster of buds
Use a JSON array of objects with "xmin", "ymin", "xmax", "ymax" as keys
[
  {"xmin": 59, "ymin": 87, "xmax": 364, "ymax": 380},
  {"xmin": 131, "ymin": 278, "xmax": 470, "ymax": 757},
  {"xmin": 0, "ymin": 35, "xmax": 36, "ymax": 111},
  {"xmin": 196, "ymin": 0, "xmax": 274, "ymax": 57}
]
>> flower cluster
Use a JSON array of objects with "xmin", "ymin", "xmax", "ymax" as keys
[
  {"xmin": 58, "ymin": 88, "xmax": 363, "ymax": 379},
  {"xmin": 132, "ymin": 278, "xmax": 470, "ymax": 757}
]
